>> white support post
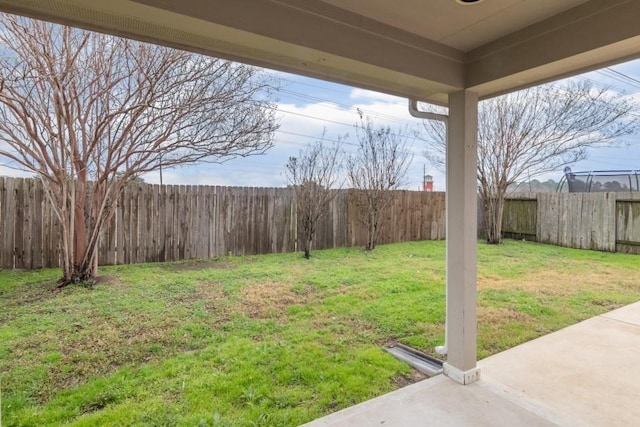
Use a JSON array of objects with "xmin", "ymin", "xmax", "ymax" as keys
[{"xmin": 443, "ymin": 90, "xmax": 480, "ymax": 385}]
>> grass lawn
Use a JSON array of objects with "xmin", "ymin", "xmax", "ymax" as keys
[{"xmin": 2, "ymin": 240, "xmax": 640, "ymax": 426}]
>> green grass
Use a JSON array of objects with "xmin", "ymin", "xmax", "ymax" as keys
[{"xmin": 1, "ymin": 240, "xmax": 640, "ymax": 426}]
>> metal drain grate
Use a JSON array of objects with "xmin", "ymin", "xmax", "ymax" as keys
[{"xmin": 385, "ymin": 343, "xmax": 444, "ymax": 376}]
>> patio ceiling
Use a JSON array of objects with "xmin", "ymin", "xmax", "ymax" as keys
[{"xmin": 2, "ymin": 0, "xmax": 640, "ymax": 104}]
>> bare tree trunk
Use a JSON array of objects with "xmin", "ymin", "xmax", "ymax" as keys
[
  {"xmin": 365, "ymin": 207, "xmax": 378, "ymax": 251},
  {"xmin": 303, "ymin": 236, "xmax": 313, "ymax": 259},
  {"xmin": 302, "ymin": 218, "xmax": 314, "ymax": 259},
  {"xmin": 58, "ymin": 183, "xmax": 100, "ymax": 286},
  {"xmin": 483, "ymin": 191, "xmax": 505, "ymax": 244},
  {"xmin": 73, "ymin": 185, "xmax": 89, "ymax": 274}
]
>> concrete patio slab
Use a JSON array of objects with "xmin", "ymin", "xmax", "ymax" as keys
[
  {"xmin": 481, "ymin": 301, "xmax": 640, "ymax": 427},
  {"xmin": 303, "ymin": 301, "xmax": 640, "ymax": 427},
  {"xmin": 601, "ymin": 301, "xmax": 640, "ymax": 325},
  {"xmin": 302, "ymin": 374, "xmax": 558, "ymax": 427}
]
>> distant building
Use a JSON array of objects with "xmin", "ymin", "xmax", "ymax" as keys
[{"xmin": 423, "ymin": 175, "xmax": 434, "ymax": 192}]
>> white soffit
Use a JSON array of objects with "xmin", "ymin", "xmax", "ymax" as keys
[
  {"xmin": 1, "ymin": 0, "xmax": 640, "ymax": 103},
  {"xmin": 320, "ymin": 0, "xmax": 589, "ymax": 51}
]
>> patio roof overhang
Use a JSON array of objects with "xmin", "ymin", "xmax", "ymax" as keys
[
  {"xmin": 2, "ymin": 0, "xmax": 640, "ymax": 104},
  {"xmin": 2, "ymin": 0, "xmax": 639, "ymax": 387}
]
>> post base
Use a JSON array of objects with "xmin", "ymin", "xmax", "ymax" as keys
[{"xmin": 443, "ymin": 363, "xmax": 480, "ymax": 385}]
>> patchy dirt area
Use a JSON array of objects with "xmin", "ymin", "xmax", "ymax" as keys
[
  {"xmin": 392, "ymin": 369, "xmax": 429, "ymax": 388},
  {"xmin": 478, "ymin": 266, "xmax": 634, "ymax": 296},
  {"xmin": 191, "ymin": 280, "xmax": 228, "ymax": 308},
  {"xmin": 238, "ymin": 281, "xmax": 313, "ymax": 319},
  {"xmin": 478, "ymin": 306, "xmax": 532, "ymax": 324},
  {"xmin": 92, "ymin": 275, "xmax": 122, "ymax": 286},
  {"xmin": 2, "ymin": 280, "xmax": 59, "ymax": 308},
  {"xmin": 162, "ymin": 258, "xmax": 237, "ymax": 271}
]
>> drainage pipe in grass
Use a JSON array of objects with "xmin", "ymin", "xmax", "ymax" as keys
[{"xmin": 408, "ymin": 99, "xmax": 449, "ymax": 356}]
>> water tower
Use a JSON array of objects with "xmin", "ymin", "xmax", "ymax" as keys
[{"xmin": 423, "ymin": 174, "xmax": 434, "ymax": 192}]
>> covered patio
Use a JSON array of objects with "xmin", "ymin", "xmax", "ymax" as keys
[
  {"xmin": 2, "ymin": 0, "xmax": 639, "ymax": 423},
  {"xmin": 303, "ymin": 300, "xmax": 640, "ymax": 426}
]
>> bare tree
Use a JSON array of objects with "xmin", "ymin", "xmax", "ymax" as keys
[
  {"xmin": 422, "ymin": 80, "xmax": 637, "ymax": 244},
  {"xmin": 347, "ymin": 111, "xmax": 413, "ymax": 250},
  {"xmin": 0, "ymin": 14, "xmax": 278, "ymax": 286},
  {"xmin": 285, "ymin": 135, "xmax": 344, "ymax": 258}
]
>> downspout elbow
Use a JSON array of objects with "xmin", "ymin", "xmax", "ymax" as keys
[{"xmin": 408, "ymin": 99, "xmax": 448, "ymax": 124}]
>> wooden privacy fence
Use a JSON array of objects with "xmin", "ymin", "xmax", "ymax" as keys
[
  {"xmin": 0, "ymin": 177, "xmax": 446, "ymax": 270},
  {"xmin": 501, "ymin": 192, "xmax": 640, "ymax": 254}
]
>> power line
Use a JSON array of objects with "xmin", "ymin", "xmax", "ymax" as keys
[
  {"xmin": 602, "ymin": 67, "xmax": 640, "ymax": 88},
  {"xmin": 276, "ymin": 129, "xmax": 421, "ymax": 158},
  {"xmin": 280, "ymin": 76, "xmax": 354, "ymax": 96},
  {"xmin": 277, "ymin": 108, "xmax": 354, "ymax": 129},
  {"xmin": 275, "ymin": 71, "xmax": 640, "ymax": 127},
  {"xmin": 276, "ymin": 108, "xmax": 419, "ymax": 141}
]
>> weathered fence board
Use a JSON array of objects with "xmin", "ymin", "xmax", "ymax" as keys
[
  {"xmin": 0, "ymin": 178, "xmax": 11, "ymax": 268},
  {"xmin": 0, "ymin": 177, "xmax": 450, "ymax": 269},
  {"xmin": 502, "ymin": 196, "xmax": 537, "ymax": 239},
  {"xmin": 616, "ymin": 193, "xmax": 640, "ymax": 254},
  {"xmin": 13, "ymin": 178, "xmax": 25, "ymax": 269},
  {"xmin": 506, "ymin": 192, "xmax": 633, "ymax": 252},
  {"xmin": 5, "ymin": 174, "xmax": 640, "ymax": 271}
]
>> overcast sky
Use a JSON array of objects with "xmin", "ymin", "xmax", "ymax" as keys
[
  {"xmin": 142, "ymin": 60, "xmax": 640, "ymax": 192},
  {"xmin": 2, "ymin": 59, "xmax": 640, "ymax": 192}
]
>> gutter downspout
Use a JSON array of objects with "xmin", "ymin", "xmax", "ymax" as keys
[
  {"xmin": 408, "ymin": 99, "xmax": 449, "ymax": 356},
  {"xmin": 408, "ymin": 99, "xmax": 448, "ymax": 125}
]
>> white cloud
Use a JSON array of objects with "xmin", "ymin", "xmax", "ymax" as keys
[{"xmin": 350, "ymin": 88, "xmax": 404, "ymax": 104}]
